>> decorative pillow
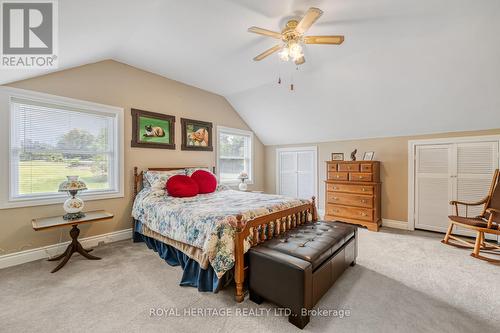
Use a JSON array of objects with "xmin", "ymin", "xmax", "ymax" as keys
[
  {"xmin": 191, "ymin": 170, "xmax": 217, "ymax": 194},
  {"xmin": 144, "ymin": 169, "xmax": 185, "ymax": 191},
  {"xmin": 216, "ymin": 183, "xmax": 231, "ymax": 192},
  {"xmin": 142, "ymin": 172, "xmax": 151, "ymax": 188},
  {"xmin": 184, "ymin": 167, "xmax": 211, "ymax": 177},
  {"xmin": 166, "ymin": 175, "xmax": 199, "ymax": 197}
]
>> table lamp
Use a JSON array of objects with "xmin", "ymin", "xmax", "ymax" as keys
[{"xmin": 59, "ymin": 176, "xmax": 88, "ymax": 220}]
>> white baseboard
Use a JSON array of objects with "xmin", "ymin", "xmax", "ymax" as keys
[
  {"xmin": 382, "ymin": 219, "xmax": 408, "ymax": 230},
  {"xmin": 317, "ymin": 209, "xmax": 325, "ymax": 219},
  {"xmin": 0, "ymin": 228, "xmax": 132, "ymax": 270}
]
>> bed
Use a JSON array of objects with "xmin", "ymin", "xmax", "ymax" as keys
[{"xmin": 132, "ymin": 167, "xmax": 318, "ymax": 302}]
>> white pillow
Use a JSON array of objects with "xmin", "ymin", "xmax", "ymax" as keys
[
  {"xmin": 184, "ymin": 167, "xmax": 212, "ymax": 176},
  {"xmin": 144, "ymin": 169, "xmax": 185, "ymax": 190}
]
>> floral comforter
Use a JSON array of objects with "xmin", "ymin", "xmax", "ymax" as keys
[{"xmin": 132, "ymin": 188, "xmax": 310, "ymax": 277}]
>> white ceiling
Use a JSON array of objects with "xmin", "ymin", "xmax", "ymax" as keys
[{"xmin": 2, "ymin": 0, "xmax": 500, "ymax": 145}]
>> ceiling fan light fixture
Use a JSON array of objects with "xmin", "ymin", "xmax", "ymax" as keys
[
  {"xmin": 279, "ymin": 42, "xmax": 303, "ymax": 63},
  {"xmin": 279, "ymin": 47, "xmax": 290, "ymax": 61},
  {"xmin": 288, "ymin": 42, "xmax": 303, "ymax": 61}
]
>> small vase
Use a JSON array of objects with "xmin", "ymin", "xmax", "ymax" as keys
[{"xmin": 238, "ymin": 179, "xmax": 248, "ymax": 191}]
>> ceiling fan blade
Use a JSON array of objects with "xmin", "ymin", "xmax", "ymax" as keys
[
  {"xmin": 304, "ymin": 35, "xmax": 344, "ymax": 44},
  {"xmin": 295, "ymin": 7, "xmax": 323, "ymax": 34},
  {"xmin": 295, "ymin": 56, "xmax": 305, "ymax": 65},
  {"xmin": 248, "ymin": 26, "xmax": 282, "ymax": 39},
  {"xmin": 253, "ymin": 44, "xmax": 283, "ymax": 61}
]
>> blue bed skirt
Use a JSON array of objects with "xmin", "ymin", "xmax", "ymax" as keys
[{"xmin": 133, "ymin": 220, "xmax": 230, "ymax": 292}]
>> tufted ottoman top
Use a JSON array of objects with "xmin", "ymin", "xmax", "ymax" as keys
[{"xmin": 255, "ymin": 221, "xmax": 356, "ymax": 270}]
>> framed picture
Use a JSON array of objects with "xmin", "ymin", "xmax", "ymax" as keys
[
  {"xmin": 181, "ymin": 118, "xmax": 213, "ymax": 151},
  {"xmin": 363, "ymin": 151, "xmax": 375, "ymax": 161},
  {"xmin": 131, "ymin": 109, "xmax": 175, "ymax": 149},
  {"xmin": 331, "ymin": 153, "xmax": 344, "ymax": 161}
]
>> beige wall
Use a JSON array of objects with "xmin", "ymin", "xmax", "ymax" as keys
[
  {"xmin": 0, "ymin": 60, "xmax": 265, "ymax": 254},
  {"xmin": 1, "ymin": 59, "xmax": 498, "ymax": 257},
  {"xmin": 265, "ymin": 129, "xmax": 500, "ymax": 222}
]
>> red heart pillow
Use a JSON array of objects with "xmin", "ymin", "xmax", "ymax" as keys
[
  {"xmin": 191, "ymin": 170, "xmax": 217, "ymax": 194},
  {"xmin": 166, "ymin": 175, "xmax": 199, "ymax": 197}
]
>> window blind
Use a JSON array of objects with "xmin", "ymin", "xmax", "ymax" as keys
[
  {"xmin": 10, "ymin": 98, "xmax": 117, "ymax": 199},
  {"xmin": 218, "ymin": 128, "xmax": 253, "ymax": 183}
]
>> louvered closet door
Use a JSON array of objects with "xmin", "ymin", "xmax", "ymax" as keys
[
  {"xmin": 297, "ymin": 151, "xmax": 315, "ymax": 199},
  {"xmin": 414, "ymin": 140, "xmax": 499, "ymax": 237},
  {"xmin": 277, "ymin": 148, "xmax": 317, "ymax": 200},
  {"xmin": 278, "ymin": 151, "xmax": 298, "ymax": 197},
  {"xmin": 455, "ymin": 141, "xmax": 499, "ymax": 239},
  {"xmin": 415, "ymin": 145, "xmax": 453, "ymax": 232}
]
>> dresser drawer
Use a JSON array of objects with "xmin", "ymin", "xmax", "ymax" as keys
[
  {"xmin": 328, "ymin": 172, "xmax": 348, "ymax": 181},
  {"xmin": 360, "ymin": 164, "xmax": 372, "ymax": 172},
  {"xmin": 327, "ymin": 163, "xmax": 338, "ymax": 172},
  {"xmin": 338, "ymin": 163, "xmax": 359, "ymax": 172},
  {"xmin": 327, "ymin": 192, "xmax": 373, "ymax": 208},
  {"xmin": 349, "ymin": 172, "xmax": 373, "ymax": 182},
  {"xmin": 327, "ymin": 183, "xmax": 374, "ymax": 195},
  {"xmin": 327, "ymin": 205, "xmax": 373, "ymax": 221}
]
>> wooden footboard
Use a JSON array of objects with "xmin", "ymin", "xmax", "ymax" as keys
[{"xmin": 232, "ymin": 197, "xmax": 318, "ymax": 302}]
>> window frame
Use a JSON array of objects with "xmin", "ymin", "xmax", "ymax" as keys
[
  {"xmin": 0, "ymin": 87, "xmax": 124, "ymax": 209},
  {"xmin": 216, "ymin": 126, "xmax": 254, "ymax": 185}
]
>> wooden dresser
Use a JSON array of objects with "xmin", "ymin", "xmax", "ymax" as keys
[{"xmin": 324, "ymin": 161, "xmax": 381, "ymax": 231}]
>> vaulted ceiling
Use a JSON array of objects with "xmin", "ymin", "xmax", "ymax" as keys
[{"xmin": 2, "ymin": 0, "xmax": 500, "ymax": 145}]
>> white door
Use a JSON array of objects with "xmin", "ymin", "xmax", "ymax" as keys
[
  {"xmin": 415, "ymin": 144, "xmax": 454, "ymax": 232},
  {"xmin": 455, "ymin": 142, "xmax": 499, "ymax": 218},
  {"xmin": 277, "ymin": 147, "xmax": 317, "ymax": 200},
  {"xmin": 413, "ymin": 138, "xmax": 499, "ymax": 239},
  {"xmin": 278, "ymin": 151, "xmax": 298, "ymax": 197},
  {"xmin": 297, "ymin": 150, "xmax": 316, "ymax": 199}
]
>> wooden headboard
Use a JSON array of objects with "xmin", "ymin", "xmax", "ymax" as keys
[{"xmin": 133, "ymin": 166, "xmax": 215, "ymax": 197}]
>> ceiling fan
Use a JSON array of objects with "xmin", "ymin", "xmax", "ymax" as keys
[{"xmin": 248, "ymin": 7, "xmax": 344, "ymax": 65}]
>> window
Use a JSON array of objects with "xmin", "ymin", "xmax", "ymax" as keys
[
  {"xmin": 0, "ymin": 88, "xmax": 124, "ymax": 208},
  {"xmin": 217, "ymin": 126, "xmax": 253, "ymax": 184}
]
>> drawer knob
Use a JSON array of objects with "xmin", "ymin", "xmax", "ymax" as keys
[
  {"xmin": 333, "ymin": 187, "xmax": 338, "ymax": 190},
  {"xmin": 360, "ymin": 212, "xmax": 367, "ymax": 216},
  {"xmin": 333, "ymin": 197, "xmax": 338, "ymax": 200},
  {"xmin": 358, "ymin": 176, "xmax": 363, "ymax": 179},
  {"xmin": 361, "ymin": 200, "xmax": 367, "ymax": 203},
  {"xmin": 362, "ymin": 188, "xmax": 366, "ymax": 191},
  {"xmin": 336, "ymin": 175, "xmax": 340, "ymax": 178}
]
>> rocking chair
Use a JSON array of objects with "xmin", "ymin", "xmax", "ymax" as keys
[{"xmin": 442, "ymin": 169, "xmax": 500, "ymax": 263}]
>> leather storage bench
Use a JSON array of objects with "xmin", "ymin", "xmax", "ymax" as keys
[{"xmin": 248, "ymin": 221, "xmax": 357, "ymax": 329}]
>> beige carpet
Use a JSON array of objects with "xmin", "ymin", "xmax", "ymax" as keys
[{"xmin": 1, "ymin": 227, "xmax": 499, "ymax": 333}]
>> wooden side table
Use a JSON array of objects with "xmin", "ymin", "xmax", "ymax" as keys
[{"xmin": 32, "ymin": 210, "xmax": 114, "ymax": 273}]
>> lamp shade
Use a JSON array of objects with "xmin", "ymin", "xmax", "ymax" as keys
[{"xmin": 58, "ymin": 176, "xmax": 87, "ymax": 192}]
